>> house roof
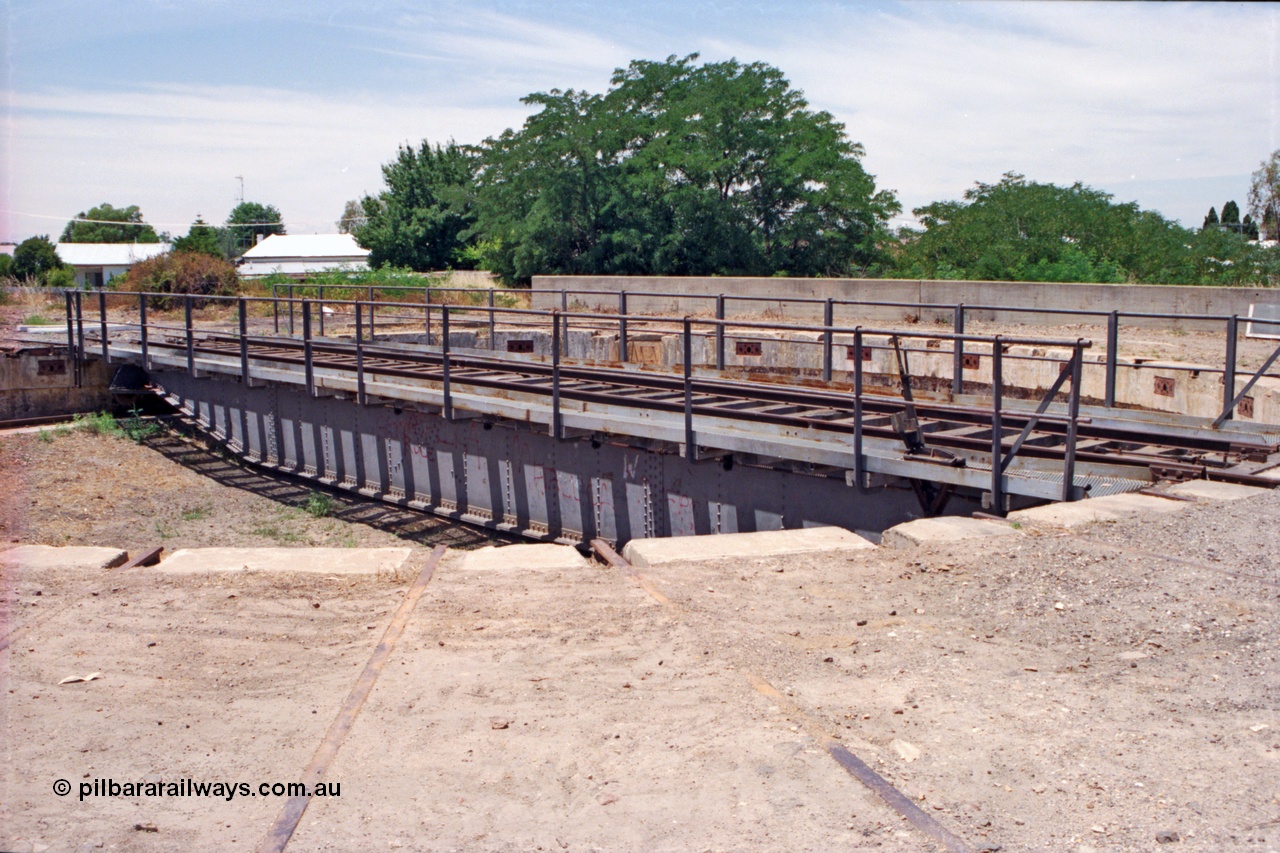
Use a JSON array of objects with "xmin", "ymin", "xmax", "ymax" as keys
[
  {"xmin": 239, "ymin": 234, "xmax": 369, "ymax": 260},
  {"xmin": 55, "ymin": 242, "xmax": 172, "ymax": 266}
]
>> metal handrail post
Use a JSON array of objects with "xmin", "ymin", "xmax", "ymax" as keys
[
  {"xmin": 98, "ymin": 289, "xmax": 109, "ymax": 363},
  {"xmin": 1062, "ymin": 342, "xmax": 1083, "ymax": 502},
  {"xmin": 238, "ymin": 297, "xmax": 249, "ymax": 382},
  {"xmin": 64, "ymin": 291, "xmax": 79, "ymax": 388},
  {"xmin": 488, "ymin": 290, "xmax": 496, "ymax": 350},
  {"xmin": 683, "ymin": 317, "xmax": 695, "ymax": 462},
  {"xmin": 288, "ymin": 284, "xmax": 295, "ymax": 337},
  {"xmin": 369, "ymin": 296, "xmax": 375, "ymax": 341},
  {"xmin": 990, "ymin": 337, "xmax": 1004, "ymax": 514},
  {"xmin": 1104, "ymin": 311, "xmax": 1119, "ymax": 408},
  {"xmin": 951, "ymin": 304, "xmax": 964, "ymax": 396},
  {"xmin": 618, "ymin": 292, "xmax": 628, "ymax": 362},
  {"xmin": 272, "ymin": 283, "xmax": 279, "ymax": 334},
  {"xmin": 184, "ymin": 295, "xmax": 194, "ymax": 376},
  {"xmin": 853, "ymin": 328, "xmax": 864, "ymax": 487},
  {"xmin": 75, "ymin": 290, "xmax": 85, "ymax": 364},
  {"xmin": 561, "ymin": 290, "xmax": 568, "ymax": 313},
  {"xmin": 355, "ymin": 301, "xmax": 365, "ymax": 406},
  {"xmin": 424, "ymin": 287, "xmax": 431, "ymax": 343},
  {"xmin": 318, "ymin": 292, "xmax": 325, "ymax": 337},
  {"xmin": 139, "ymin": 292, "xmax": 148, "ymax": 366},
  {"xmin": 1223, "ymin": 315, "xmax": 1238, "ymax": 421},
  {"xmin": 302, "ymin": 299, "xmax": 313, "ymax": 395},
  {"xmin": 822, "ymin": 298, "xmax": 834, "ymax": 382},
  {"xmin": 442, "ymin": 306, "xmax": 452, "ymax": 420},
  {"xmin": 550, "ymin": 311, "xmax": 560, "ymax": 438},
  {"xmin": 715, "ymin": 294, "xmax": 726, "ymax": 371}
]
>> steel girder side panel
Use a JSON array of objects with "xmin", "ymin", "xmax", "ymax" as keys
[
  {"xmin": 434, "ymin": 427, "xmax": 461, "ymax": 512},
  {"xmin": 520, "ymin": 431, "xmax": 556, "ymax": 538},
  {"xmin": 299, "ymin": 394, "xmax": 321, "ymax": 477},
  {"xmin": 400, "ymin": 411, "xmax": 435, "ymax": 506},
  {"xmin": 661, "ymin": 462, "xmax": 701, "ymax": 538},
  {"xmin": 279, "ymin": 386, "xmax": 302, "ymax": 472},
  {"xmin": 461, "ymin": 423, "xmax": 495, "ymax": 522}
]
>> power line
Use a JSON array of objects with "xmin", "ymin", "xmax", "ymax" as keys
[{"xmin": 1, "ymin": 209, "xmax": 316, "ymax": 229}]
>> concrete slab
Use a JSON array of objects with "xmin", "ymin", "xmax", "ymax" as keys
[
  {"xmin": 622, "ymin": 526, "xmax": 875, "ymax": 567},
  {"xmin": 0, "ymin": 545, "xmax": 128, "ymax": 571},
  {"xmin": 154, "ymin": 547, "xmax": 413, "ymax": 576},
  {"xmin": 1009, "ymin": 492, "xmax": 1186, "ymax": 529},
  {"xmin": 461, "ymin": 543, "xmax": 590, "ymax": 572},
  {"xmin": 880, "ymin": 517, "xmax": 1020, "ymax": 549},
  {"xmin": 1167, "ymin": 480, "xmax": 1274, "ymax": 502}
]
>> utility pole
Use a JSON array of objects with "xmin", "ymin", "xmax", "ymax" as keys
[{"xmin": 235, "ymin": 175, "xmax": 244, "ymax": 206}]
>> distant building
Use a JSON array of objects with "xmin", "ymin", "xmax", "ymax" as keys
[
  {"xmin": 236, "ymin": 234, "xmax": 371, "ymax": 278},
  {"xmin": 55, "ymin": 242, "xmax": 172, "ymax": 288}
]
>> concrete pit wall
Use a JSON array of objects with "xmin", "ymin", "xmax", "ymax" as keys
[
  {"xmin": 533, "ymin": 276, "xmax": 1280, "ymax": 332},
  {"xmin": 0, "ymin": 344, "xmax": 113, "ymax": 421}
]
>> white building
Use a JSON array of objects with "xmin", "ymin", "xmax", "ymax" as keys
[
  {"xmin": 54, "ymin": 242, "xmax": 172, "ymax": 288},
  {"xmin": 236, "ymin": 234, "xmax": 371, "ymax": 278}
]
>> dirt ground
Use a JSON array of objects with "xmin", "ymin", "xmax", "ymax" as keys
[{"xmin": 1, "ymin": 424, "xmax": 1278, "ymax": 851}]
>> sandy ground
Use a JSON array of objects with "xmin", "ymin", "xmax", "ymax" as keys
[{"xmin": 1, "ymin": 424, "xmax": 1279, "ymax": 851}]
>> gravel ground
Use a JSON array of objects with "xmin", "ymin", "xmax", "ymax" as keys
[{"xmin": 2, "ymin": 419, "xmax": 1278, "ymax": 851}]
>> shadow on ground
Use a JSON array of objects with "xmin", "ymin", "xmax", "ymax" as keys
[{"xmin": 142, "ymin": 418, "xmax": 518, "ymax": 551}]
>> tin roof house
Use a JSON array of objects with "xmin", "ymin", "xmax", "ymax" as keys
[
  {"xmin": 237, "ymin": 234, "xmax": 371, "ymax": 279},
  {"xmin": 54, "ymin": 242, "xmax": 172, "ymax": 288}
]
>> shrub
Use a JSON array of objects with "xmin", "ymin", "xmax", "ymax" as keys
[{"xmin": 119, "ymin": 250, "xmax": 239, "ymax": 308}]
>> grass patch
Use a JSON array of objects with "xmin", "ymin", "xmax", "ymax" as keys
[
  {"xmin": 22, "ymin": 313, "xmax": 54, "ymax": 326},
  {"xmin": 251, "ymin": 524, "xmax": 303, "ymax": 544},
  {"xmin": 304, "ymin": 490, "xmax": 334, "ymax": 518},
  {"xmin": 180, "ymin": 506, "xmax": 210, "ymax": 522},
  {"xmin": 36, "ymin": 428, "xmax": 54, "ymax": 443},
  {"xmin": 73, "ymin": 411, "xmax": 124, "ymax": 438}
]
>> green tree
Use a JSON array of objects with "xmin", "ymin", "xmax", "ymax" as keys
[
  {"xmin": 0, "ymin": 253, "xmax": 11, "ymax": 278},
  {"xmin": 60, "ymin": 203, "xmax": 161, "ymax": 243},
  {"xmin": 1221, "ymin": 200, "xmax": 1241, "ymax": 230},
  {"xmin": 11, "ymin": 235, "xmax": 68, "ymax": 282},
  {"xmin": 471, "ymin": 54, "xmax": 899, "ymax": 283},
  {"xmin": 1249, "ymin": 150, "xmax": 1280, "ymax": 241},
  {"xmin": 1203, "ymin": 207, "xmax": 1219, "ymax": 229},
  {"xmin": 354, "ymin": 141, "xmax": 477, "ymax": 270},
  {"xmin": 1243, "ymin": 213, "xmax": 1260, "ymax": 241},
  {"xmin": 337, "ymin": 200, "xmax": 366, "ymax": 235},
  {"xmin": 171, "ymin": 216, "xmax": 225, "ymax": 258},
  {"xmin": 225, "ymin": 202, "xmax": 285, "ymax": 256}
]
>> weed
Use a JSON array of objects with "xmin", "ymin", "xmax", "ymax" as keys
[
  {"xmin": 73, "ymin": 411, "xmax": 123, "ymax": 438},
  {"xmin": 1010, "ymin": 521, "xmax": 1023, "ymax": 530},
  {"xmin": 53, "ymin": 423, "xmax": 72, "ymax": 438},
  {"xmin": 36, "ymin": 428, "xmax": 53, "ymax": 443},
  {"xmin": 121, "ymin": 407, "xmax": 160, "ymax": 443},
  {"xmin": 154, "ymin": 521, "xmax": 175, "ymax": 540},
  {"xmin": 180, "ymin": 506, "xmax": 210, "ymax": 522},
  {"xmin": 304, "ymin": 490, "xmax": 334, "ymax": 518},
  {"xmin": 22, "ymin": 313, "xmax": 54, "ymax": 326}
]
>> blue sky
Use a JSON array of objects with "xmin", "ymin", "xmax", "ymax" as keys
[{"xmin": 2, "ymin": 1, "xmax": 1277, "ymax": 243}]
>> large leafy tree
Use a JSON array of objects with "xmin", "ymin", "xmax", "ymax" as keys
[
  {"xmin": 12, "ymin": 235, "xmax": 68, "ymax": 282},
  {"xmin": 225, "ymin": 202, "xmax": 285, "ymax": 255},
  {"xmin": 354, "ymin": 141, "xmax": 477, "ymax": 270},
  {"xmin": 60, "ymin": 203, "xmax": 161, "ymax": 243},
  {"xmin": 1249, "ymin": 150, "xmax": 1280, "ymax": 241},
  {"xmin": 895, "ymin": 173, "xmax": 1278, "ymax": 285},
  {"xmin": 472, "ymin": 54, "xmax": 899, "ymax": 283}
]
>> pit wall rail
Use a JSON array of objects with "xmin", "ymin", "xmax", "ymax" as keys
[{"xmin": 63, "ymin": 289, "xmax": 1116, "ymax": 513}]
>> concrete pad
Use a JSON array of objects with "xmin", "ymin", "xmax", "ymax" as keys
[
  {"xmin": 881, "ymin": 517, "xmax": 1021, "ymax": 549},
  {"xmin": 622, "ymin": 526, "xmax": 875, "ymax": 567},
  {"xmin": 1009, "ymin": 492, "xmax": 1186, "ymax": 529},
  {"xmin": 155, "ymin": 547, "xmax": 413, "ymax": 575},
  {"xmin": 460, "ymin": 543, "xmax": 589, "ymax": 572},
  {"xmin": 1167, "ymin": 480, "xmax": 1274, "ymax": 502},
  {"xmin": 0, "ymin": 545, "xmax": 128, "ymax": 571}
]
